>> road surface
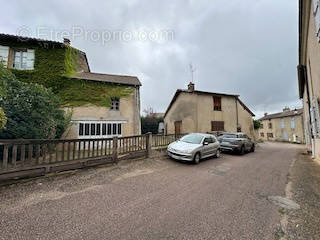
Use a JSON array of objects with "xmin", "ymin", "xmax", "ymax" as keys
[{"xmin": 0, "ymin": 142, "xmax": 303, "ymax": 240}]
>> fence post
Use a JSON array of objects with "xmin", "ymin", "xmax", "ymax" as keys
[
  {"xmin": 112, "ymin": 136, "xmax": 118, "ymax": 163},
  {"xmin": 146, "ymin": 132, "xmax": 152, "ymax": 158}
]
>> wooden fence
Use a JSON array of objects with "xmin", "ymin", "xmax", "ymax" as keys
[{"xmin": 0, "ymin": 133, "xmax": 181, "ymax": 181}]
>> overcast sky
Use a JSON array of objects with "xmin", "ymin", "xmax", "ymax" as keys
[{"xmin": 1, "ymin": 0, "xmax": 300, "ymax": 118}]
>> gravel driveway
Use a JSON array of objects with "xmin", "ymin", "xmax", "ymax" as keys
[{"xmin": 0, "ymin": 142, "xmax": 304, "ymax": 240}]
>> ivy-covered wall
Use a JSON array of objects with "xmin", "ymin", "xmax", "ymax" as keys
[{"xmin": 0, "ymin": 40, "xmax": 133, "ymax": 107}]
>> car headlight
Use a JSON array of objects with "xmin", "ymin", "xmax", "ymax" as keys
[{"xmin": 181, "ymin": 149, "xmax": 192, "ymax": 154}]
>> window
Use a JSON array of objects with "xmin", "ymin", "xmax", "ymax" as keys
[
  {"xmin": 313, "ymin": 0, "xmax": 320, "ymax": 39},
  {"xmin": 213, "ymin": 96, "xmax": 222, "ymax": 111},
  {"xmin": 267, "ymin": 133, "xmax": 274, "ymax": 138},
  {"xmin": 268, "ymin": 122, "xmax": 272, "ymax": 129},
  {"xmin": 90, "ymin": 123, "xmax": 96, "ymax": 135},
  {"xmin": 211, "ymin": 121, "xmax": 224, "ymax": 131},
  {"xmin": 102, "ymin": 124, "xmax": 106, "ymax": 135},
  {"xmin": 85, "ymin": 124, "xmax": 90, "ymax": 136},
  {"xmin": 280, "ymin": 119, "xmax": 285, "ymax": 129},
  {"xmin": 291, "ymin": 118, "xmax": 295, "ymax": 129},
  {"xmin": 112, "ymin": 123, "xmax": 117, "ymax": 134},
  {"xmin": 78, "ymin": 122, "xmax": 123, "ymax": 138},
  {"xmin": 261, "ymin": 123, "xmax": 264, "ymax": 129},
  {"xmin": 13, "ymin": 49, "xmax": 35, "ymax": 70},
  {"xmin": 111, "ymin": 98, "xmax": 120, "ymax": 110},
  {"xmin": 260, "ymin": 132, "xmax": 264, "ymax": 137},
  {"xmin": 118, "ymin": 123, "xmax": 122, "ymax": 135},
  {"xmin": 96, "ymin": 123, "xmax": 101, "ymax": 135},
  {"xmin": 204, "ymin": 137, "xmax": 213, "ymax": 144},
  {"xmin": 107, "ymin": 124, "xmax": 112, "ymax": 135},
  {"xmin": 0, "ymin": 46, "xmax": 9, "ymax": 67},
  {"xmin": 79, "ymin": 123, "xmax": 84, "ymax": 136}
]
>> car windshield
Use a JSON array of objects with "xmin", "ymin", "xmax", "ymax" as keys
[
  {"xmin": 180, "ymin": 134, "xmax": 204, "ymax": 144},
  {"xmin": 222, "ymin": 134, "xmax": 238, "ymax": 138}
]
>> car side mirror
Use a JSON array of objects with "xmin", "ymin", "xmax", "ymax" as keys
[{"xmin": 203, "ymin": 142, "xmax": 209, "ymax": 146}]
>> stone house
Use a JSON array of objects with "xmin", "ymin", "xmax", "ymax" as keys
[
  {"xmin": 298, "ymin": 0, "xmax": 320, "ymax": 160},
  {"xmin": 164, "ymin": 82, "xmax": 255, "ymax": 137},
  {"xmin": 258, "ymin": 108, "xmax": 305, "ymax": 143},
  {"xmin": 0, "ymin": 33, "xmax": 141, "ymax": 139}
]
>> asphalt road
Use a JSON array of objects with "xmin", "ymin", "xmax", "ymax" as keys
[{"xmin": 0, "ymin": 142, "xmax": 303, "ymax": 240}]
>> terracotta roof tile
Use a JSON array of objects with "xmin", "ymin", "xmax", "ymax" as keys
[
  {"xmin": 70, "ymin": 72, "xmax": 141, "ymax": 86},
  {"xmin": 259, "ymin": 108, "xmax": 303, "ymax": 121}
]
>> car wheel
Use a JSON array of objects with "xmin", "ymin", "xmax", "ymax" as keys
[
  {"xmin": 214, "ymin": 149, "xmax": 221, "ymax": 158},
  {"xmin": 250, "ymin": 144, "xmax": 255, "ymax": 152},
  {"xmin": 239, "ymin": 146, "xmax": 245, "ymax": 155},
  {"xmin": 193, "ymin": 152, "xmax": 201, "ymax": 164}
]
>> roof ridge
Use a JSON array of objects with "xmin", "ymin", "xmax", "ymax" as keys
[
  {"xmin": 0, "ymin": 33, "xmax": 86, "ymax": 54},
  {"xmin": 258, "ymin": 108, "xmax": 303, "ymax": 120},
  {"xmin": 88, "ymin": 72, "xmax": 138, "ymax": 78}
]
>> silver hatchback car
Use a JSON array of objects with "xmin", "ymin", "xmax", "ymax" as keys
[{"xmin": 167, "ymin": 133, "xmax": 220, "ymax": 164}]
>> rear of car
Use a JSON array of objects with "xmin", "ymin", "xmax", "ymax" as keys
[{"xmin": 219, "ymin": 133, "xmax": 255, "ymax": 155}]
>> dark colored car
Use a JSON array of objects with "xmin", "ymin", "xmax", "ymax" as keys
[{"xmin": 218, "ymin": 133, "xmax": 255, "ymax": 155}]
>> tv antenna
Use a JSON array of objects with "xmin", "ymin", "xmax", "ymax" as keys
[{"xmin": 189, "ymin": 63, "xmax": 196, "ymax": 83}]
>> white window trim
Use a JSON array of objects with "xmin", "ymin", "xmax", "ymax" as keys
[
  {"xmin": 0, "ymin": 45, "xmax": 9, "ymax": 67},
  {"xmin": 291, "ymin": 118, "xmax": 295, "ymax": 129},
  {"xmin": 110, "ymin": 98, "xmax": 120, "ymax": 111},
  {"xmin": 75, "ymin": 120, "xmax": 126, "ymax": 139},
  {"xmin": 13, "ymin": 49, "xmax": 35, "ymax": 70}
]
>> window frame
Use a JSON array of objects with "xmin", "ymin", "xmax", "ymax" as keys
[
  {"xmin": 77, "ymin": 121, "xmax": 126, "ymax": 139},
  {"xmin": 110, "ymin": 97, "xmax": 120, "ymax": 111},
  {"xmin": 291, "ymin": 118, "xmax": 295, "ymax": 129},
  {"xmin": 213, "ymin": 96, "xmax": 222, "ymax": 111},
  {"xmin": 267, "ymin": 133, "xmax": 274, "ymax": 138},
  {"xmin": 211, "ymin": 121, "xmax": 225, "ymax": 131},
  {"xmin": 13, "ymin": 48, "xmax": 35, "ymax": 70},
  {"xmin": 0, "ymin": 45, "xmax": 9, "ymax": 67}
]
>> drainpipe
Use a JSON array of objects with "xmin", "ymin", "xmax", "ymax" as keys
[
  {"xmin": 133, "ymin": 86, "xmax": 137, "ymax": 135},
  {"xmin": 235, "ymin": 97, "xmax": 239, "ymax": 131},
  {"xmin": 304, "ymin": 66, "xmax": 314, "ymax": 156}
]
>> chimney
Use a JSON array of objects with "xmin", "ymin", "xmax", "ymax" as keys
[
  {"xmin": 264, "ymin": 113, "xmax": 268, "ymax": 116},
  {"xmin": 283, "ymin": 107, "xmax": 290, "ymax": 112},
  {"xmin": 63, "ymin": 38, "xmax": 71, "ymax": 46},
  {"xmin": 188, "ymin": 82, "xmax": 195, "ymax": 92}
]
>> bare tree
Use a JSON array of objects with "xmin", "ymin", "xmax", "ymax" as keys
[{"xmin": 143, "ymin": 107, "xmax": 154, "ymax": 117}]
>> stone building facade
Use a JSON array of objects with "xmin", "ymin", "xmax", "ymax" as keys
[
  {"xmin": 0, "ymin": 33, "xmax": 141, "ymax": 139},
  {"xmin": 298, "ymin": 0, "xmax": 320, "ymax": 160},
  {"xmin": 164, "ymin": 83, "xmax": 255, "ymax": 138},
  {"xmin": 258, "ymin": 108, "xmax": 305, "ymax": 143}
]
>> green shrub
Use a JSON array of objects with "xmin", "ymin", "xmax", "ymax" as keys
[
  {"xmin": 141, "ymin": 116, "xmax": 163, "ymax": 134},
  {"xmin": 253, "ymin": 120, "xmax": 262, "ymax": 129},
  {"xmin": 0, "ymin": 67, "xmax": 68, "ymax": 139},
  {"xmin": 0, "ymin": 108, "xmax": 6, "ymax": 130}
]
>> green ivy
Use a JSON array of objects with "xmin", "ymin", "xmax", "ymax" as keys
[
  {"xmin": 0, "ymin": 40, "xmax": 134, "ymax": 107},
  {"xmin": 0, "ymin": 107, "xmax": 6, "ymax": 130},
  {"xmin": 58, "ymin": 79, "xmax": 133, "ymax": 107}
]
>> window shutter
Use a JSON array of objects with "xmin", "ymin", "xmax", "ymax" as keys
[
  {"xmin": 211, "ymin": 121, "xmax": 224, "ymax": 131},
  {"xmin": 313, "ymin": 0, "xmax": 319, "ymax": 14},
  {"xmin": 313, "ymin": 0, "xmax": 320, "ymax": 39},
  {"xmin": 311, "ymin": 97, "xmax": 320, "ymax": 138},
  {"xmin": 26, "ymin": 49, "xmax": 35, "ymax": 70},
  {"xmin": 0, "ymin": 45, "xmax": 9, "ymax": 67}
]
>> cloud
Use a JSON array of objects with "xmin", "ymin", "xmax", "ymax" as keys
[{"xmin": 1, "ymin": 0, "xmax": 300, "ymax": 118}]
